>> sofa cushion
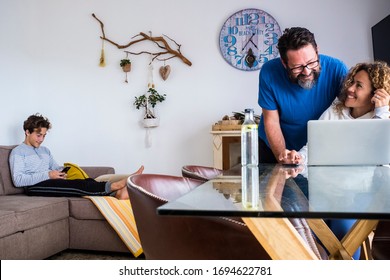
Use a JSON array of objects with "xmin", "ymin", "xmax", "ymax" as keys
[
  {"xmin": 81, "ymin": 166, "xmax": 115, "ymax": 179},
  {"xmin": 66, "ymin": 168, "xmax": 115, "ymax": 220},
  {"xmin": 0, "ymin": 232, "xmax": 26, "ymax": 259},
  {"xmin": 0, "ymin": 210, "xmax": 17, "ymax": 238},
  {"xmin": 0, "ymin": 145, "xmax": 23, "ymax": 195},
  {"xmin": 64, "ymin": 162, "xmax": 90, "ymax": 180},
  {"xmin": 0, "ymin": 195, "xmax": 69, "ymax": 232},
  {"xmin": 68, "ymin": 197, "xmax": 106, "ymax": 220}
]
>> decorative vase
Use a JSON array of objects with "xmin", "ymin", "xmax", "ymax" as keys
[
  {"xmin": 122, "ymin": 64, "xmax": 131, "ymax": 72},
  {"xmin": 143, "ymin": 118, "xmax": 159, "ymax": 128}
]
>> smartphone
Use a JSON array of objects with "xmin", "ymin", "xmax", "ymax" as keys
[{"xmin": 61, "ymin": 166, "xmax": 71, "ymax": 173}]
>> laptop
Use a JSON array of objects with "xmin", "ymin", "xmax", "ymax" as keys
[{"xmin": 307, "ymin": 119, "xmax": 390, "ymax": 165}]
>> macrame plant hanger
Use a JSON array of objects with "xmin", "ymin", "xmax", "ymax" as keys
[
  {"xmin": 145, "ymin": 57, "xmax": 155, "ymax": 148},
  {"xmin": 124, "ymin": 52, "xmax": 130, "ymax": 83}
]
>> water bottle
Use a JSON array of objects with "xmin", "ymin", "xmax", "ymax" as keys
[
  {"xmin": 241, "ymin": 165, "xmax": 260, "ymax": 209},
  {"xmin": 241, "ymin": 109, "xmax": 259, "ymax": 209},
  {"xmin": 241, "ymin": 109, "xmax": 258, "ymax": 166}
]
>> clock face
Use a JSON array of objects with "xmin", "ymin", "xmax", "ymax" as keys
[{"xmin": 219, "ymin": 9, "xmax": 282, "ymax": 71}]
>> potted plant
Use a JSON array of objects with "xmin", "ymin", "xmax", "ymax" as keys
[
  {"xmin": 133, "ymin": 87, "xmax": 166, "ymax": 127},
  {"xmin": 120, "ymin": 58, "xmax": 131, "ymax": 72}
]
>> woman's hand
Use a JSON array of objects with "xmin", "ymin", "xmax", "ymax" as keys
[{"xmin": 372, "ymin": 88, "xmax": 390, "ymax": 108}]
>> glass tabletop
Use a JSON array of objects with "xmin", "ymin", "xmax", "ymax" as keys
[{"xmin": 157, "ymin": 164, "xmax": 390, "ymax": 219}]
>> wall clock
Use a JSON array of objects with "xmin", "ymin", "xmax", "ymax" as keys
[{"xmin": 219, "ymin": 8, "xmax": 282, "ymax": 71}]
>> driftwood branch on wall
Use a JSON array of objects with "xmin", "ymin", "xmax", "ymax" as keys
[{"xmin": 92, "ymin": 13, "xmax": 192, "ymax": 66}]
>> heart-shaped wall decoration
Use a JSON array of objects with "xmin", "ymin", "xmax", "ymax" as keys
[{"xmin": 159, "ymin": 65, "xmax": 171, "ymax": 81}]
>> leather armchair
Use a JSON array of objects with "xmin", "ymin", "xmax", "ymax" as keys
[
  {"xmin": 181, "ymin": 165, "xmax": 223, "ymax": 181},
  {"xmin": 127, "ymin": 174, "xmax": 271, "ymax": 260},
  {"xmin": 371, "ymin": 221, "xmax": 390, "ymax": 259}
]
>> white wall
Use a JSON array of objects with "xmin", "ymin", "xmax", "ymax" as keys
[{"xmin": 0, "ymin": 0, "xmax": 389, "ymax": 175}]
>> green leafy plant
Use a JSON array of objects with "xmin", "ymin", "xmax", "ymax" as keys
[
  {"xmin": 120, "ymin": 58, "xmax": 131, "ymax": 67},
  {"xmin": 133, "ymin": 87, "xmax": 166, "ymax": 119}
]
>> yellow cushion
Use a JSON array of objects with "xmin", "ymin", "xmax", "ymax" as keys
[{"xmin": 63, "ymin": 162, "xmax": 89, "ymax": 180}]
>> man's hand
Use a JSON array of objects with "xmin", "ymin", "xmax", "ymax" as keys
[
  {"xmin": 278, "ymin": 149, "xmax": 303, "ymax": 164},
  {"xmin": 280, "ymin": 164, "xmax": 305, "ymax": 179},
  {"xmin": 49, "ymin": 170, "xmax": 67, "ymax": 179}
]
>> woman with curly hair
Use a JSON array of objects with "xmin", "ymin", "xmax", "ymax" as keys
[
  {"xmin": 326, "ymin": 60, "xmax": 390, "ymax": 119},
  {"xmin": 280, "ymin": 60, "xmax": 390, "ymax": 164}
]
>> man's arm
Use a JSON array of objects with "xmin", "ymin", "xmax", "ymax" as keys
[{"xmin": 262, "ymin": 109, "xmax": 285, "ymax": 162}]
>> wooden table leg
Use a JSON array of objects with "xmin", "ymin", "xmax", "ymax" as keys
[
  {"xmin": 340, "ymin": 220, "xmax": 378, "ymax": 258},
  {"xmin": 308, "ymin": 219, "xmax": 378, "ymax": 260},
  {"xmin": 243, "ymin": 217, "xmax": 319, "ymax": 260}
]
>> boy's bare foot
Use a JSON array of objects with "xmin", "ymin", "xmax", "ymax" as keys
[
  {"xmin": 110, "ymin": 165, "xmax": 145, "ymax": 194},
  {"xmin": 115, "ymin": 188, "xmax": 129, "ymax": 200},
  {"xmin": 133, "ymin": 165, "xmax": 144, "ymax": 175}
]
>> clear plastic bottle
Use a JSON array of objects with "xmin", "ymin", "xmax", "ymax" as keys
[
  {"xmin": 241, "ymin": 109, "xmax": 259, "ymax": 209},
  {"xmin": 241, "ymin": 109, "xmax": 258, "ymax": 166},
  {"xmin": 241, "ymin": 165, "xmax": 260, "ymax": 209}
]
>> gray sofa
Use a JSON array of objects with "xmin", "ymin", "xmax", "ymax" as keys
[{"xmin": 0, "ymin": 145, "xmax": 132, "ymax": 259}]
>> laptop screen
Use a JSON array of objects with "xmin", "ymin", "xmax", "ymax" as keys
[{"xmin": 307, "ymin": 119, "xmax": 390, "ymax": 166}]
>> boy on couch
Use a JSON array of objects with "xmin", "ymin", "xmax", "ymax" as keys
[{"xmin": 9, "ymin": 113, "xmax": 143, "ymax": 199}]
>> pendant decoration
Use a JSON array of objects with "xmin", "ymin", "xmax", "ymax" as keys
[
  {"xmin": 99, "ymin": 39, "xmax": 106, "ymax": 67},
  {"xmin": 159, "ymin": 64, "xmax": 171, "ymax": 81},
  {"xmin": 147, "ymin": 61, "xmax": 155, "ymax": 89}
]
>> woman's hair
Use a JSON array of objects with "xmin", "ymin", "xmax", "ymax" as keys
[
  {"xmin": 334, "ymin": 61, "xmax": 390, "ymax": 114},
  {"xmin": 277, "ymin": 27, "xmax": 318, "ymax": 65},
  {"xmin": 23, "ymin": 113, "xmax": 51, "ymax": 133}
]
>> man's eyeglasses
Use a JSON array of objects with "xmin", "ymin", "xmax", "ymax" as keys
[{"xmin": 288, "ymin": 60, "xmax": 319, "ymax": 74}]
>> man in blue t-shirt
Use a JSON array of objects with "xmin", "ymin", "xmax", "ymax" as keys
[
  {"xmin": 258, "ymin": 27, "xmax": 347, "ymax": 163},
  {"xmin": 258, "ymin": 31, "xmax": 361, "ymax": 259}
]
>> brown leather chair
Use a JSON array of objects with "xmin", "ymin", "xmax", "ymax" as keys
[
  {"xmin": 181, "ymin": 165, "xmax": 327, "ymax": 260},
  {"xmin": 181, "ymin": 165, "xmax": 223, "ymax": 181},
  {"xmin": 371, "ymin": 221, "xmax": 390, "ymax": 259},
  {"xmin": 127, "ymin": 173, "xmax": 271, "ymax": 260}
]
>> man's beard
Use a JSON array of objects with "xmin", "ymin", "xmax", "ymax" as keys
[{"xmin": 290, "ymin": 70, "xmax": 320, "ymax": 90}]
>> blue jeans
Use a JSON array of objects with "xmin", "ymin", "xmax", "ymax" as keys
[{"xmin": 326, "ymin": 219, "xmax": 361, "ymax": 259}]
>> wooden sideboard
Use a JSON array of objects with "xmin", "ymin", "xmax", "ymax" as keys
[{"xmin": 211, "ymin": 127, "xmax": 241, "ymax": 170}]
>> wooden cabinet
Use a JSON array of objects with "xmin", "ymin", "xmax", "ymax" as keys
[{"xmin": 211, "ymin": 130, "xmax": 241, "ymax": 170}]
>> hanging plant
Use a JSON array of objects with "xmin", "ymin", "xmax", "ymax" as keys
[
  {"xmin": 120, "ymin": 58, "xmax": 131, "ymax": 83},
  {"xmin": 133, "ymin": 87, "xmax": 166, "ymax": 119},
  {"xmin": 120, "ymin": 58, "xmax": 131, "ymax": 72}
]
